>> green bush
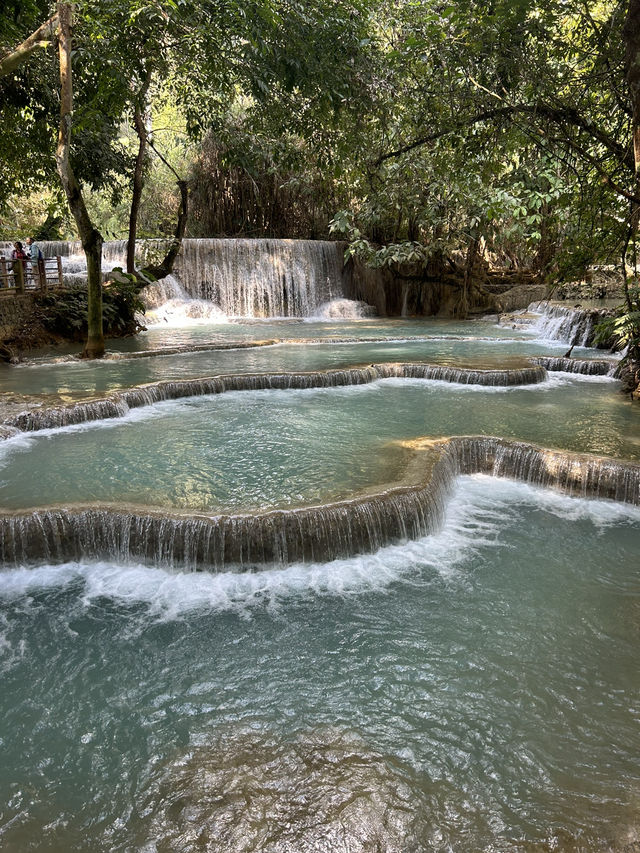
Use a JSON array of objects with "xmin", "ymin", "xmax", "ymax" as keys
[
  {"xmin": 594, "ymin": 284, "xmax": 640, "ymax": 395},
  {"xmin": 36, "ymin": 280, "xmax": 146, "ymax": 341}
]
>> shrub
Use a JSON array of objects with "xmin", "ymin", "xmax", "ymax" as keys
[{"xmin": 36, "ymin": 280, "xmax": 146, "ymax": 341}]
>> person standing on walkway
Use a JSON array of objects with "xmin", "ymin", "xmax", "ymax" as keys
[
  {"xmin": 26, "ymin": 237, "xmax": 45, "ymax": 288},
  {"xmin": 8, "ymin": 242, "xmax": 27, "ymax": 290},
  {"xmin": 10, "ymin": 241, "xmax": 27, "ymax": 265}
]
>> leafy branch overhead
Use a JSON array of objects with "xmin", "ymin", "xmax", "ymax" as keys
[{"xmin": 3, "ymin": 0, "xmax": 640, "ymax": 312}]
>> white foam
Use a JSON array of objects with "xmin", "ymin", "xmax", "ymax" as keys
[
  {"xmin": 0, "ymin": 478, "xmax": 637, "ymax": 617},
  {"xmin": 378, "ymin": 372, "xmax": 612, "ymax": 393},
  {"xmin": 139, "ymin": 275, "xmax": 228, "ymax": 327},
  {"xmin": 529, "ymin": 371, "xmax": 616, "ymax": 387},
  {"xmin": 306, "ymin": 299, "xmax": 376, "ymax": 320}
]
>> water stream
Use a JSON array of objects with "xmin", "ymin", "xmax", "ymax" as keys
[
  {"xmin": 0, "ymin": 252, "xmax": 638, "ymax": 851},
  {"xmin": 1, "ymin": 479, "xmax": 639, "ymax": 852}
]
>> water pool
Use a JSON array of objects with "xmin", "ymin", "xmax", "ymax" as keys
[
  {"xmin": 0, "ymin": 374, "xmax": 638, "ymax": 512},
  {"xmin": 2, "ymin": 332, "xmax": 609, "ymax": 402},
  {"xmin": 1, "ymin": 302, "xmax": 638, "ymax": 852},
  {"xmin": 1, "ymin": 478, "xmax": 639, "ymax": 851}
]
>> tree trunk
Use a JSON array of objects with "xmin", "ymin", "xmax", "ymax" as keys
[
  {"xmin": 126, "ymin": 71, "xmax": 152, "ymax": 274},
  {"xmin": 126, "ymin": 104, "xmax": 147, "ymax": 274},
  {"xmin": 459, "ymin": 235, "xmax": 480, "ymax": 318},
  {"xmin": 55, "ymin": 1, "xmax": 104, "ymax": 358},
  {"xmin": 140, "ymin": 180, "xmax": 189, "ymax": 281},
  {"xmin": 624, "ymin": 0, "xmax": 640, "ymax": 293},
  {"xmin": 532, "ymin": 200, "xmax": 555, "ymax": 274}
]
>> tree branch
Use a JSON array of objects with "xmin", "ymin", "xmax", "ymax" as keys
[
  {"xmin": 557, "ymin": 135, "xmax": 640, "ymax": 204},
  {"xmin": 0, "ymin": 13, "xmax": 59, "ymax": 78},
  {"xmin": 147, "ymin": 137, "xmax": 182, "ymax": 182},
  {"xmin": 373, "ymin": 102, "xmax": 634, "ymax": 172}
]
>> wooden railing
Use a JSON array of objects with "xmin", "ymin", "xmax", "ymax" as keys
[{"xmin": 0, "ymin": 256, "xmax": 64, "ymax": 294}]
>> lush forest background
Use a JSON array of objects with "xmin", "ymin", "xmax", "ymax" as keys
[{"xmin": 2, "ymin": 0, "xmax": 640, "ymax": 285}]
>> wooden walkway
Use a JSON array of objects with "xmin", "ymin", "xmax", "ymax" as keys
[{"xmin": 0, "ymin": 256, "xmax": 64, "ymax": 294}]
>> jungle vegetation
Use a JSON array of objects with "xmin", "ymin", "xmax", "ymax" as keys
[{"xmin": 1, "ymin": 0, "xmax": 640, "ymax": 363}]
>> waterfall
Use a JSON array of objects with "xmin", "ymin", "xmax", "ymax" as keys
[
  {"xmin": 173, "ymin": 239, "xmax": 347, "ymax": 317},
  {"xmin": 3, "ymin": 363, "xmax": 548, "ymax": 433},
  {"xmin": 375, "ymin": 363, "xmax": 546, "ymax": 386},
  {"xmin": 0, "ymin": 437, "xmax": 637, "ymax": 570},
  {"xmin": 444, "ymin": 436, "xmax": 640, "ymax": 503},
  {"xmin": 531, "ymin": 356, "xmax": 617, "ymax": 376},
  {"xmin": 527, "ymin": 301, "xmax": 609, "ymax": 346},
  {"xmin": 139, "ymin": 275, "xmax": 227, "ymax": 325},
  {"xmin": 4, "ymin": 238, "xmax": 349, "ymax": 319}
]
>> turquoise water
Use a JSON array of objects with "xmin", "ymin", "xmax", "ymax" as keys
[
  {"xmin": 1, "ymin": 311, "xmax": 639, "ymax": 851},
  {"xmin": 1, "ymin": 318, "xmax": 608, "ymax": 401},
  {"xmin": 0, "ymin": 375, "xmax": 638, "ymax": 511},
  {"xmin": 1, "ymin": 478, "xmax": 639, "ymax": 851},
  {"xmin": 109, "ymin": 316, "xmax": 528, "ymax": 350}
]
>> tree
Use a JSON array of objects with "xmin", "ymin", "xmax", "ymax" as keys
[
  {"xmin": 345, "ymin": 0, "xmax": 638, "ymax": 290},
  {"xmin": 55, "ymin": 1, "xmax": 104, "ymax": 357}
]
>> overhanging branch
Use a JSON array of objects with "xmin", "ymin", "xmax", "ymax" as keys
[
  {"xmin": 373, "ymin": 102, "xmax": 634, "ymax": 173},
  {"xmin": 0, "ymin": 13, "xmax": 59, "ymax": 78}
]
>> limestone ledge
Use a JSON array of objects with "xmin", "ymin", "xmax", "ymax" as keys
[
  {"xmin": 0, "ymin": 436, "xmax": 637, "ymax": 570},
  {"xmin": 1, "ymin": 362, "xmax": 549, "ymax": 433}
]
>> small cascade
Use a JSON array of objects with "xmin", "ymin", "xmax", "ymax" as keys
[
  {"xmin": 174, "ymin": 238, "xmax": 347, "ymax": 317},
  {"xmin": 141, "ymin": 276, "xmax": 189, "ymax": 310},
  {"xmin": 527, "ymin": 301, "xmax": 608, "ymax": 346},
  {"xmin": 0, "ymin": 437, "xmax": 637, "ymax": 570},
  {"xmin": 309, "ymin": 299, "xmax": 377, "ymax": 320},
  {"xmin": 444, "ymin": 437, "xmax": 640, "ymax": 504},
  {"xmin": 38, "ymin": 240, "xmax": 82, "ymax": 257},
  {"xmin": 0, "ymin": 478, "xmax": 448, "ymax": 570},
  {"xmin": 376, "ymin": 363, "xmax": 546, "ymax": 386},
  {"xmin": 8, "ymin": 397, "xmax": 131, "ymax": 431},
  {"xmin": 102, "ymin": 240, "xmax": 128, "ymax": 265},
  {"xmin": 139, "ymin": 276, "xmax": 227, "ymax": 326},
  {"xmin": 531, "ymin": 356, "xmax": 617, "ymax": 376},
  {"xmin": 3, "ymin": 364, "xmax": 548, "ymax": 433},
  {"xmin": 60, "ymin": 254, "xmax": 94, "ymax": 287}
]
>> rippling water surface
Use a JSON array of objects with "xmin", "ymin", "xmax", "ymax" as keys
[
  {"xmin": 1, "ymin": 308, "xmax": 639, "ymax": 852},
  {"xmin": 1, "ymin": 479, "xmax": 639, "ymax": 852},
  {"xmin": 0, "ymin": 317, "xmax": 608, "ymax": 401}
]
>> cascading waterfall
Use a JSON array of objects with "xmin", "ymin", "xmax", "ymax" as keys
[
  {"xmin": 173, "ymin": 238, "xmax": 347, "ymax": 317},
  {"xmin": 374, "ymin": 363, "xmax": 546, "ymax": 386},
  {"xmin": 527, "ymin": 300, "xmax": 608, "ymax": 346},
  {"xmin": 3, "ymin": 363, "xmax": 548, "ymax": 432},
  {"xmin": 139, "ymin": 275, "xmax": 227, "ymax": 325},
  {"xmin": 4, "ymin": 238, "xmax": 352, "ymax": 319},
  {"xmin": 0, "ymin": 437, "xmax": 637, "ymax": 570},
  {"xmin": 141, "ymin": 276, "xmax": 191, "ymax": 310},
  {"xmin": 530, "ymin": 356, "xmax": 617, "ymax": 375}
]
